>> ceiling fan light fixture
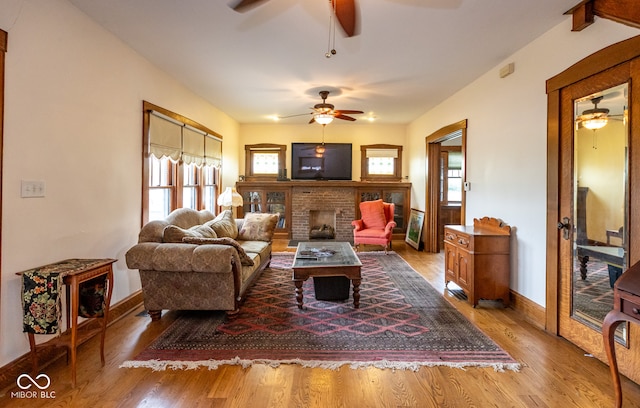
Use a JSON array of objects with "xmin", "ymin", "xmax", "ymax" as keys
[
  {"xmin": 578, "ymin": 96, "xmax": 610, "ymax": 130},
  {"xmin": 582, "ymin": 117, "xmax": 608, "ymax": 130},
  {"xmin": 314, "ymin": 113, "xmax": 334, "ymax": 125}
]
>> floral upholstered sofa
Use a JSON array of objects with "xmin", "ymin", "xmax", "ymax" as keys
[{"xmin": 125, "ymin": 208, "xmax": 278, "ymax": 321}]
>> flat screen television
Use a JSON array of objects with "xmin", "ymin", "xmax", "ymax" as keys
[{"xmin": 291, "ymin": 143, "xmax": 352, "ymax": 180}]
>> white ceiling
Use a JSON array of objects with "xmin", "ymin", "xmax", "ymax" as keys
[{"xmin": 68, "ymin": 0, "xmax": 578, "ymax": 125}]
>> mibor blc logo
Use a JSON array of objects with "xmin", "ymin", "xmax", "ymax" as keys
[{"xmin": 11, "ymin": 373, "xmax": 56, "ymax": 399}]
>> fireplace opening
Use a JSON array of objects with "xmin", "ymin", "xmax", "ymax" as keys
[{"xmin": 309, "ymin": 210, "xmax": 336, "ymax": 240}]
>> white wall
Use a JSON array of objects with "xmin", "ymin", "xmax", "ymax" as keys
[
  {"xmin": 240, "ymin": 123, "xmax": 408, "ymax": 181},
  {"xmin": 407, "ymin": 19, "xmax": 638, "ymax": 306},
  {"xmin": 0, "ymin": 0, "xmax": 239, "ymax": 367}
]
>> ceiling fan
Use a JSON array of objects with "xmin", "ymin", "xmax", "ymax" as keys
[
  {"xmin": 230, "ymin": 0, "xmax": 358, "ymax": 37},
  {"xmin": 575, "ymin": 96, "xmax": 626, "ymax": 130},
  {"xmin": 281, "ymin": 90, "xmax": 364, "ymax": 125}
]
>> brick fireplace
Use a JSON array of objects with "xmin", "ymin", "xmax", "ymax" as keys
[{"xmin": 291, "ymin": 186, "xmax": 355, "ymax": 242}]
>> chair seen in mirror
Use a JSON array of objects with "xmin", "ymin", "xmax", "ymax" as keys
[{"xmin": 352, "ymin": 199, "xmax": 396, "ymax": 253}]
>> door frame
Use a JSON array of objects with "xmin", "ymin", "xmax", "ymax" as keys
[
  {"xmin": 424, "ymin": 119, "xmax": 467, "ymax": 253},
  {"xmin": 546, "ymin": 35, "xmax": 640, "ymax": 334}
]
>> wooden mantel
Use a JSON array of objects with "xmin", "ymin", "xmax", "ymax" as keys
[{"xmin": 236, "ymin": 180, "xmax": 412, "ymax": 189}]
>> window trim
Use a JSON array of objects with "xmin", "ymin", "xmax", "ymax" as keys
[
  {"xmin": 360, "ymin": 144, "xmax": 403, "ymax": 181},
  {"xmin": 244, "ymin": 143, "xmax": 286, "ymax": 181},
  {"xmin": 142, "ymin": 101, "xmax": 223, "ymax": 224}
]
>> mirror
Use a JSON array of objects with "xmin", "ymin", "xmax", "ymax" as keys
[{"xmin": 572, "ymin": 83, "xmax": 628, "ymax": 343}]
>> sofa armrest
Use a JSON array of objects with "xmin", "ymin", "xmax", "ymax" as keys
[{"xmin": 351, "ymin": 219, "xmax": 364, "ymax": 231}]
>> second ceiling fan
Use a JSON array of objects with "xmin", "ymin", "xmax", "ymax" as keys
[
  {"xmin": 230, "ymin": 0, "xmax": 358, "ymax": 37},
  {"xmin": 281, "ymin": 90, "xmax": 364, "ymax": 124}
]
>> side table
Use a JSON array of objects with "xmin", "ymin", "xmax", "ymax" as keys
[
  {"xmin": 602, "ymin": 260, "xmax": 640, "ymax": 408},
  {"xmin": 17, "ymin": 258, "xmax": 116, "ymax": 387}
]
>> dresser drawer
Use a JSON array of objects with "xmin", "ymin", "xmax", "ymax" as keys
[
  {"xmin": 445, "ymin": 231, "xmax": 473, "ymax": 251},
  {"xmin": 620, "ymin": 298, "xmax": 640, "ymax": 319}
]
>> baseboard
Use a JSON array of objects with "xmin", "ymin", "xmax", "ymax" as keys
[
  {"xmin": 510, "ymin": 289, "xmax": 546, "ymax": 330},
  {"xmin": 0, "ymin": 290, "xmax": 144, "ymax": 395}
]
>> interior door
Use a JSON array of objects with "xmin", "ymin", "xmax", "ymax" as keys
[{"xmin": 557, "ymin": 63, "xmax": 631, "ymax": 354}]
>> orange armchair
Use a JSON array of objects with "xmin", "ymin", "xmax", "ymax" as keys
[{"xmin": 352, "ymin": 199, "xmax": 396, "ymax": 253}]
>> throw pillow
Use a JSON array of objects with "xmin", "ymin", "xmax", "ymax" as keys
[
  {"xmin": 360, "ymin": 199, "xmax": 387, "ymax": 229},
  {"xmin": 182, "ymin": 236, "xmax": 254, "ymax": 266},
  {"xmin": 162, "ymin": 224, "xmax": 217, "ymax": 243},
  {"xmin": 205, "ymin": 210, "xmax": 238, "ymax": 239},
  {"xmin": 237, "ymin": 212, "xmax": 279, "ymax": 242}
]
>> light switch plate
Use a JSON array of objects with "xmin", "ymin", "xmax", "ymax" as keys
[{"xmin": 21, "ymin": 180, "xmax": 45, "ymax": 198}]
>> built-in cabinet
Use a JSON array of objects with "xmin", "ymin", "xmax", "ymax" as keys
[
  {"xmin": 356, "ymin": 186, "xmax": 411, "ymax": 235},
  {"xmin": 236, "ymin": 181, "xmax": 411, "ymax": 240},
  {"xmin": 444, "ymin": 217, "xmax": 511, "ymax": 307},
  {"xmin": 236, "ymin": 186, "xmax": 291, "ymax": 239}
]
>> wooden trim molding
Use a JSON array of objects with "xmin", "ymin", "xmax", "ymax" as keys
[
  {"xmin": 0, "ymin": 291, "xmax": 143, "ymax": 393},
  {"xmin": 565, "ymin": 0, "xmax": 640, "ymax": 31},
  {"xmin": 546, "ymin": 35, "xmax": 640, "ymax": 94},
  {"xmin": 510, "ymin": 290, "xmax": 546, "ymax": 330},
  {"xmin": 0, "ymin": 29, "xmax": 6, "ymax": 348},
  {"xmin": 424, "ymin": 119, "xmax": 467, "ymax": 253}
]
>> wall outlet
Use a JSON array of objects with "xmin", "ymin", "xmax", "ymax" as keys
[{"xmin": 21, "ymin": 180, "xmax": 45, "ymax": 198}]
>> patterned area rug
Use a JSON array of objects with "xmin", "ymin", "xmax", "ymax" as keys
[
  {"xmin": 121, "ymin": 252, "xmax": 519, "ymax": 372},
  {"xmin": 574, "ymin": 257, "xmax": 615, "ymax": 322}
]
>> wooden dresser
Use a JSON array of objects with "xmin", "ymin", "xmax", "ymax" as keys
[{"xmin": 444, "ymin": 217, "xmax": 511, "ymax": 307}]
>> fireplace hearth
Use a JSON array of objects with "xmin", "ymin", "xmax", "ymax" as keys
[{"xmin": 308, "ymin": 209, "xmax": 336, "ymax": 239}]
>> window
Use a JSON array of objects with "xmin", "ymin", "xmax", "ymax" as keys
[
  {"xmin": 440, "ymin": 147, "xmax": 462, "ymax": 205},
  {"xmin": 244, "ymin": 144, "xmax": 286, "ymax": 181},
  {"xmin": 360, "ymin": 144, "xmax": 402, "ymax": 181},
  {"xmin": 149, "ymin": 156, "xmax": 174, "ymax": 220},
  {"xmin": 142, "ymin": 101, "xmax": 222, "ymax": 222}
]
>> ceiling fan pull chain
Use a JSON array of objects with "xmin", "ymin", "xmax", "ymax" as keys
[
  {"xmin": 325, "ymin": 0, "xmax": 337, "ymax": 58},
  {"xmin": 326, "ymin": 12, "xmax": 332, "ymax": 58}
]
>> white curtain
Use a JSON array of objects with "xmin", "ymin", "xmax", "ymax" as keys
[
  {"xmin": 182, "ymin": 126, "xmax": 205, "ymax": 166},
  {"xmin": 205, "ymin": 136, "xmax": 222, "ymax": 168},
  {"xmin": 149, "ymin": 114, "xmax": 181, "ymax": 161},
  {"xmin": 366, "ymin": 148, "xmax": 398, "ymax": 158}
]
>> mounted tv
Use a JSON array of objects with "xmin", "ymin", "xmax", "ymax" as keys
[{"xmin": 291, "ymin": 143, "xmax": 352, "ymax": 180}]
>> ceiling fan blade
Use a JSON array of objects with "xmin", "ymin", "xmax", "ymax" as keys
[
  {"xmin": 230, "ymin": 0, "xmax": 270, "ymax": 12},
  {"xmin": 334, "ymin": 109, "xmax": 364, "ymax": 115},
  {"xmin": 335, "ymin": 114, "xmax": 357, "ymax": 121},
  {"xmin": 331, "ymin": 0, "xmax": 359, "ymax": 37},
  {"xmin": 278, "ymin": 112, "xmax": 313, "ymax": 119},
  {"xmin": 309, "ymin": 117, "xmax": 316, "ymax": 124}
]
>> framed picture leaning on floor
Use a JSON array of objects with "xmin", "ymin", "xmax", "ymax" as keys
[{"xmin": 405, "ymin": 208, "xmax": 424, "ymax": 250}]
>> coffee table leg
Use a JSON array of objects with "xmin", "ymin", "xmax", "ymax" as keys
[
  {"xmin": 352, "ymin": 278, "xmax": 361, "ymax": 309},
  {"xmin": 294, "ymin": 280, "xmax": 304, "ymax": 309}
]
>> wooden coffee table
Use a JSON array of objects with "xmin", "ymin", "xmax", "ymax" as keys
[{"xmin": 292, "ymin": 241, "xmax": 362, "ymax": 309}]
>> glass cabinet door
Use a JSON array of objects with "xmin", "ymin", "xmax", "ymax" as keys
[
  {"xmin": 384, "ymin": 190, "xmax": 405, "ymax": 230},
  {"xmin": 241, "ymin": 191, "xmax": 263, "ymax": 214},
  {"xmin": 266, "ymin": 191, "xmax": 287, "ymax": 229}
]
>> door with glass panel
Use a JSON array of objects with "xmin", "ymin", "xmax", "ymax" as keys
[{"xmin": 557, "ymin": 65, "xmax": 631, "ymax": 353}]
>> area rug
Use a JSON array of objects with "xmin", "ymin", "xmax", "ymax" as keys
[
  {"xmin": 121, "ymin": 252, "xmax": 520, "ymax": 372},
  {"xmin": 574, "ymin": 257, "xmax": 615, "ymax": 322}
]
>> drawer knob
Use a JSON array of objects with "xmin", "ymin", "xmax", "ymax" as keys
[{"xmin": 633, "ymin": 307, "xmax": 640, "ymax": 315}]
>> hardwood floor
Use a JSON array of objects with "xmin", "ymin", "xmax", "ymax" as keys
[{"xmin": 2, "ymin": 240, "xmax": 640, "ymax": 407}]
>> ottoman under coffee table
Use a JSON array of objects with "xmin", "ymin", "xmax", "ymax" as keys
[{"xmin": 291, "ymin": 241, "xmax": 362, "ymax": 309}]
